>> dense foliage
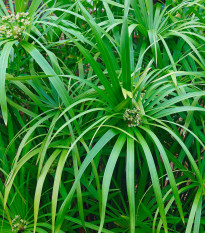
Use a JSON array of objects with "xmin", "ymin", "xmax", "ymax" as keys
[{"xmin": 0, "ymin": 0, "xmax": 205, "ymax": 232}]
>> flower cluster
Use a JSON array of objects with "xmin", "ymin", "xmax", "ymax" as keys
[
  {"xmin": 12, "ymin": 215, "xmax": 29, "ymax": 232},
  {"xmin": 0, "ymin": 12, "xmax": 31, "ymax": 39},
  {"xmin": 123, "ymin": 108, "xmax": 142, "ymax": 127}
]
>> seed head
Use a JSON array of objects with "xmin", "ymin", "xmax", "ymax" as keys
[
  {"xmin": 123, "ymin": 108, "xmax": 142, "ymax": 127},
  {"xmin": 12, "ymin": 215, "xmax": 28, "ymax": 232},
  {"xmin": 0, "ymin": 12, "xmax": 31, "ymax": 39}
]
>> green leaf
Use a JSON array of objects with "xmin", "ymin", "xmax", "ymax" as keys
[
  {"xmin": 121, "ymin": 19, "xmax": 131, "ymax": 91},
  {"xmin": 33, "ymin": 149, "xmax": 61, "ymax": 233},
  {"xmin": 99, "ymin": 134, "xmax": 126, "ymax": 232},
  {"xmin": 0, "ymin": 41, "xmax": 16, "ymax": 125},
  {"xmin": 185, "ymin": 187, "xmax": 203, "ymax": 233},
  {"xmin": 15, "ymin": 0, "xmax": 29, "ymax": 12},
  {"xmin": 54, "ymin": 129, "xmax": 118, "ymax": 233},
  {"xmin": 134, "ymin": 129, "xmax": 168, "ymax": 233},
  {"xmin": 126, "ymin": 131, "xmax": 135, "ymax": 232},
  {"xmin": 20, "ymin": 41, "xmax": 72, "ymax": 106},
  {"xmin": 139, "ymin": 126, "xmax": 184, "ymax": 223}
]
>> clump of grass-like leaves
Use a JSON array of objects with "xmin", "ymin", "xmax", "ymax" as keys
[{"xmin": 0, "ymin": 0, "xmax": 205, "ymax": 233}]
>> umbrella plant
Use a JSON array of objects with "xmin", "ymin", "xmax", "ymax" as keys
[{"xmin": 0, "ymin": 0, "xmax": 205, "ymax": 232}]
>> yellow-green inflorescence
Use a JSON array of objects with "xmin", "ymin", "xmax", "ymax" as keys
[
  {"xmin": 123, "ymin": 108, "xmax": 142, "ymax": 127},
  {"xmin": 12, "ymin": 215, "xmax": 29, "ymax": 232},
  {"xmin": 0, "ymin": 12, "xmax": 31, "ymax": 39}
]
